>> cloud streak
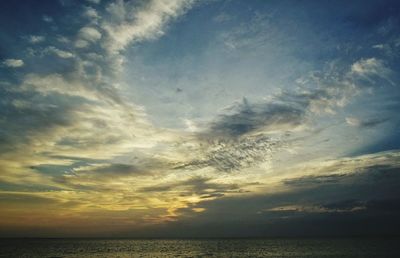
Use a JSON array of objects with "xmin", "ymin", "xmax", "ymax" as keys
[
  {"xmin": 102, "ymin": 0, "xmax": 195, "ymax": 53},
  {"xmin": 2, "ymin": 59, "xmax": 24, "ymax": 68}
]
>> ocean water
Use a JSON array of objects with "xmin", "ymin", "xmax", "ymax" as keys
[{"xmin": 0, "ymin": 238, "xmax": 399, "ymax": 257}]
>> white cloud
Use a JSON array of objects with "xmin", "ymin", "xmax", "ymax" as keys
[
  {"xmin": 372, "ymin": 44, "xmax": 385, "ymax": 50},
  {"xmin": 3, "ymin": 59, "xmax": 24, "ymax": 68},
  {"xmin": 345, "ymin": 116, "xmax": 387, "ymax": 128},
  {"xmin": 75, "ymin": 39, "xmax": 89, "ymax": 48},
  {"xmin": 21, "ymin": 73, "xmax": 98, "ymax": 100},
  {"xmin": 78, "ymin": 26, "xmax": 102, "ymax": 42},
  {"xmin": 102, "ymin": 0, "xmax": 195, "ymax": 53},
  {"xmin": 84, "ymin": 7, "xmax": 100, "ymax": 20},
  {"xmin": 351, "ymin": 58, "xmax": 391, "ymax": 79},
  {"xmin": 46, "ymin": 46, "xmax": 74, "ymax": 59},
  {"xmin": 351, "ymin": 58, "xmax": 394, "ymax": 86},
  {"xmin": 29, "ymin": 35, "xmax": 45, "ymax": 44},
  {"xmin": 345, "ymin": 117, "xmax": 360, "ymax": 127}
]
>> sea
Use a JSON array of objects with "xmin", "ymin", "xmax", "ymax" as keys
[{"xmin": 0, "ymin": 238, "xmax": 399, "ymax": 257}]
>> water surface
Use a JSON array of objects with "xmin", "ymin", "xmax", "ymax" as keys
[{"xmin": 1, "ymin": 238, "xmax": 399, "ymax": 257}]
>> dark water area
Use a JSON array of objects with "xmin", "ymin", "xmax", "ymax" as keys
[{"xmin": 0, "ymin": 238, "xmax": 400, "ymax": 257}]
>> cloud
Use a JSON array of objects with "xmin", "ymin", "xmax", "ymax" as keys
[
  {"xmin": 20, "ymin": 74, "xmax": 97, "ymax": 100},
  {"xmin": 220, "ymin": 12, "xmax": 270, "ymax": 50},
  {"xmin": 177, "ymin": 53, "xmax": 398, "ymax": 173},
  {"xmin": 266, "ymin": 201, "xmax": 367, "ymax": 214},
  {"xmin": 351, "ymin": 58, "xmax": 386, "ymax": 75},
  {"xmin": 45, "ymin": 46, "xmax": 74, "ymax": 59},
  {"xmin": 78, "ymin": 26, "xmax": 102, "ymax": 43},
  {"xmin": 208, "ymin": 98, "xmax": 306, "ymax": 138},
  {"xmin": 0, "ymin": 79, "xmax": 161, "ymax": 190},
  {"xmin": 0, "ymin": 89, "xmax": 88, "ymax": 188},
  {"xmin": 283, "ymin": 173, "xmax": 351, "ymax": 187},
  {"xmin": 159, "ymin": 150, "xmax": 400, "ymax": 237},
  {"xmin": 84, "ymin": 7, "xmax": 100, "ymax": 20},
  {"xmin": 175, "ymin": 134, "xmax": 282, "ymax": 172},
  {"xmin": 1, "ymin": 0, "xmax": 399, "ymax": 238},
  {"xmin": 140, "ymin": 176, "xmax": 243, "ymax": 198},
  {"xmin": 204, "ymin": 58, "xmax": 369, "ymax": 140},
  {"xmin": 74, "ymin": 39, "xmax": 89, "ymax": 48},
  {"xmin": 42, "ymin": 15, "xmax": 53, "ymax": 23},
  {"xmin": 282, "ymin": 151, "xmax": 400, "ymax": 188},
  {"xmin": 2, "ymin": 59, "xmax": 24, "ymax": 68},
  {"xmin": 28, "ymin": 35, "xmax": 45, "ymax": 44},
  {"xmin": 86, "ymin": 0, "xmax": 101, "ymax": 4},
  {"xmin": 19, "ymin": 71, "xmax": 127, "ymax": 106},
  {"xmin": 102, "ymin": 0, "xmax": 195, "ymax": 53},
  {"xmin": 346, "ymin": 117, "xmax": 361, "ymax": 126},
  {"xmin": 0, "ymin": 0, "xmax": 198, "ymax": 192},
  {"xmin": 60, "ymin": 156, "xmax": 171, "ymax": 187},
  {"xmin": 264, "ymin": 198, "xmax": 400, "ymax": 216},
  {"xmin": 74, "ymin": 163, "xmax": 142, "ymax": 176},
  {"xmin": 174, "ymin": 60, "xmax": 365, "ymax": 172},
  {"xmin": 351, "ymin": 58, "xmax": 393, "ymax": 83},
  {"xmin": 346, "ymin": 116, "xmax": 388, "ymax": 128},
  {"xmin": 320, "ymin": 199, "xmax": 367, "ymax": 212},
  {"xmin": 213, "ymin": 12, "xmax": 231, "ymax": 23}
]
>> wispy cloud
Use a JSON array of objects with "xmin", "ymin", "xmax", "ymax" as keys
[
  {"xmin": 101, "ymin": 0, "xmax": 195, "ymax": 53},
  {"xmin": 2, "ymin": 59, "xmax": 24, "ymax": 68},
  {"xmin": 346, "ymin": 116, "xmax": 389, "ymax": 128},
  {"xmin": 45, "ymin": 46, "xmax": 74, "ymax": 59},
  {"xmin": 86, "ymin": 0, "xmax": 101, "ymax": 4},
  {"xmin": 351, "ymin": 58, "xmax": 393, "ymax": 84},
  {"xmin": 28, "ymin": 35, "xmax": 45, "ymax": 44}
]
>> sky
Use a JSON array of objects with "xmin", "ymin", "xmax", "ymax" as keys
[{"xmin": 0, "ymin": 0, "xmax": 400, "ymax": 237}]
